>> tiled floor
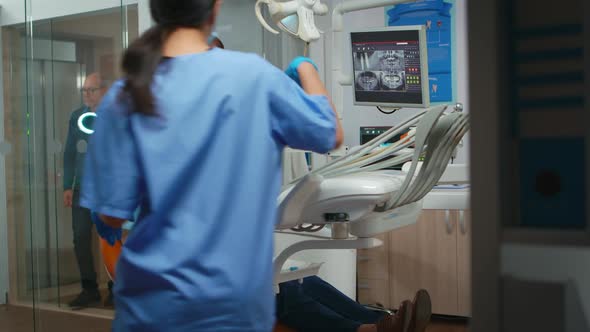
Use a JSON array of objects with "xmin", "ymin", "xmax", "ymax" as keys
[{"xmin": 0, "ymin": 305, "xmax": 468, "ymax": 332}]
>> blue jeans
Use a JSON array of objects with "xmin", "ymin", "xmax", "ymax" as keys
[
  {"xmin": 276, "ymin": 276, "xmax": 384, "ymax": 332},
  {"xmin": 72, "ymin": 189, "xmax": 98, "ymax": 290},
  {"xmin": 72, "ymin": 190, "xmax": 114, "ymax": 292}
]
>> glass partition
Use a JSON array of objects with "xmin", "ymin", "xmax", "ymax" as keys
[{"xmin": 2, "ymin": 1, "xmax": 139, "ymax": 326}]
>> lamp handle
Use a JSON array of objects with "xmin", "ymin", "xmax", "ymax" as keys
[{"xmin": 255, "ymin": 0, "xmax": 280, "ymax": 35}]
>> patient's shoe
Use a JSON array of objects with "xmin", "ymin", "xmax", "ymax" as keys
[
  {"xmin": 408, "ymin": 289, "xmax": 432, "ymax": 332},
  {"xmin": 376, "ymin": 300, "xmax": 412, "ymax": 332}
]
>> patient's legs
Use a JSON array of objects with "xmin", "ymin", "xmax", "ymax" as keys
[
  {"xmin": 300, "ymin": 276, "xmax": 384, "ymax": 324},
  {"xmin": 277, "ymin": 276, "xmax": 392, "ymax": 332},
  {"xmin": 277, "ymin": 279, "xmax": 368, "ymax": 332}
]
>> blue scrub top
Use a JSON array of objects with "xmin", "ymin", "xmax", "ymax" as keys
[{"xmin": 80, "ymin": 48, "xmax": 336, "ymax": 332}]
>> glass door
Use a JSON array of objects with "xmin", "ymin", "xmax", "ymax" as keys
[{"xmin": 2, "ymin": 1, "xmax": 138, "ymax": 330}]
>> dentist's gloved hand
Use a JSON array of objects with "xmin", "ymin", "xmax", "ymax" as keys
[
  {"xmin": 121, "ymin": 207, "xmax": 140, "ymax": 231},
  {"xmin": 285, "ymin": 56, "xmax": 319, "ymax": 86},
  {"xmin": 122, "ymin": 221, "xmax": 136, "ymax": 231},
  {"xmin": 91, "ymin": 212, "xmax": 122, "ymax": 246}
]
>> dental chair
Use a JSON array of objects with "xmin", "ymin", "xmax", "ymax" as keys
[{"xmin": 273, "ymin": 105, "xmax": 470, "ymax": 292}]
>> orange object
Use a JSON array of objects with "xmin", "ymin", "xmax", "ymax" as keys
[
  {"xmin": 100, "ymin": 237, "xmax": 124, "ymax": 280},
  {"xmin": 274, "ymin": 323, "xmax": 297, "ymax": 332}
]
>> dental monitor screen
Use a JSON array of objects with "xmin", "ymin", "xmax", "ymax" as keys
[{"xmin": 351, "ymin": 26, "xmax": 429, "ymax": 108}]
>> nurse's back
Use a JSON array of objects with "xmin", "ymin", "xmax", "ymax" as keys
[
  {"xmin": 119, "ymin": 49, "xmax": 336, "ymax": 331},
  {"xmin": 80, "ymin": 1, "xmax": 342, "ymax": 331}
]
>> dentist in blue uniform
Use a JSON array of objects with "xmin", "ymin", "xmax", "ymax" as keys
[{"xmin": 80, "ymin": 0, "xmax": 343, "ymax": 331}]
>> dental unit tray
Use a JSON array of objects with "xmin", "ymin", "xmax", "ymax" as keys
[
  {"xmin": 273, "ymin": 105, "xmax": 470, "ymax": 291},
  {"xmin": 275, "ymin": 259, "xmax": 324, "ymax": 285}
]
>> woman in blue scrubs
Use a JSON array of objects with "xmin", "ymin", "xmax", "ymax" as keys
[{"xmin": 80, "ymin": 0, "xmax": 344, "ymax": 330}]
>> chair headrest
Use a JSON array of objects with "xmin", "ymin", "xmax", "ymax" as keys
[{"xmin": 277, "ymin": 173, "xmax": 324, "ymax": 229}]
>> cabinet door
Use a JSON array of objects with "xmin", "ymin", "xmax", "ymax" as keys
[
  {"xmin": 457, "ymin": 210, "xmax": 472, "ymax": 316},
  {"xmin": 390, "ymin": 210, "xmax": 459, "ymax": 315},
  {"xmin": 358, "ymin": 278, "xmax": 390, "ymax": 308},
  {"xmin": 357, "ymin": 233, "xmax": 390, "ymax": 308},
  {"xmin": 357, "ymin": 233, "xmax": 390, "ymax": 280}
]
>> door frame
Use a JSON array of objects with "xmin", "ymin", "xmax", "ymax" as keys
[
  {"xmin": 0, "ymin": 29, "xmax": 10, "ymax": 305},
  {"xmin": 468, "ymin": 0, "xmax": 503, "ymax": 331}
]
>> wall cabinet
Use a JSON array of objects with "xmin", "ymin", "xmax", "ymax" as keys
[{"xmin": 357, "ymin": 210, "xmax": 471, "ymax": 317}]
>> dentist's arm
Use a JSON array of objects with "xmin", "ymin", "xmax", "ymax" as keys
[{"xmin": 297, "ymin": 62, "xmax": 344, "ymax": 149}]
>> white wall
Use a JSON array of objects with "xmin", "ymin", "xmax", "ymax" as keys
[
  {"xmin": 216, "ymin": 0, "xmax": 263, "ymax": 55},
  {"xmin": 135, "ymin": 0, "xmax": 152, "ymax": 34},
  {"xmin": 453, "ymin": 0, "xmax": 469, "ymax": 164},
  {"xmin": 502, "ymin": 244, "xmax": 590, "ymax": 328}
]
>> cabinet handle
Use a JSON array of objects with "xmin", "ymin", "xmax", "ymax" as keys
[
  {"xmin": 358, "ymin": 282, "xmax": 370, "ymax": 289},
  {"xmin": 459, "ymin": 210, "xmax": 466, "ymax": 234},
  {"xmin": 445, "ymin": 210, "xmax": 453, "ymax": 234}
]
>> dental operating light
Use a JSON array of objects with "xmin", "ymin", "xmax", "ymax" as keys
[{"xmin": 255, "ymin": 0, "xmax": 329, "ymax": 43}]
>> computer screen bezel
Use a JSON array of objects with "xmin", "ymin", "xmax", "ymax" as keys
[{"xmin": 349, "ymin": 25, "xmax": 430, "ymax": 109}]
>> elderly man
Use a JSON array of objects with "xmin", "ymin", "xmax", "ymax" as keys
[{"xmin": 63, "ymin": 72, "xmax": 112, "ymax": 309}]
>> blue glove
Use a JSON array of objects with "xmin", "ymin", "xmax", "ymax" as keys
[
  {"xmin": 285, "ymin": 56, "xmax": 319, "ymax": 86},
  {"xmin": 121, "ymin": 207, "xmax": 141, "ymax": 231},
  {"xmin": 122, "ymin": 221, "xmax": 135, "ymax": 231},
  {"xmin": 91, "ymin": 212, "xmax": 122, "ymax": 246}
]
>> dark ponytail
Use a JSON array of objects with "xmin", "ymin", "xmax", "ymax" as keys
[
  {"xmin": 122, "ymin": 0, "xmax": 216, "ymax": 116},
  {"xmin": 122, "ymin": 25, "xmax": 170, "ymax": 116}
]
